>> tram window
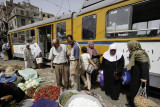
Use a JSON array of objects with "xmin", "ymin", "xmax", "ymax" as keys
[
  {"xmin": 106, "ymin": 0, "xmax": 160, "ymax": 38},
  {"xmin": 132, "ymin": 22, "xmax": 147, "ymax": 36},
  {"xmin": 147, "ymin": 20, "xmax": 160, "ymax": 36},
  {"xmin": 56, "ymin": 22, "xmax": 66, "ymax": 41},
  {"xmin": 82, "ymin": 14, "xmax": 96, "ymax": 40},
  {"xmin": 26, "ymin": 29, "xmax": 35, "ymax": 43},
  {"xmin": 11, "ymin": 33, "xmax": 18, "ymax": 43},
  {"xmin": 106, "ymin": 6, "xmax": 131, "ymax": 38},
  {"xmin": 18, "ymin": 31, "xmax": 25, "ymax": 43},
  {"xmin": 131, "ymin": 0, "xmax": 160, "ymax": 37}
]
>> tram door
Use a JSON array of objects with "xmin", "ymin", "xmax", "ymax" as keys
[{"xmin": 38, "ymin": 25, "xmax": 52, "ymax": 59}]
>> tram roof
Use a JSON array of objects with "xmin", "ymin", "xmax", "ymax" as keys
[
  {"xmin": 8, "ymin": 13, "xmax": 73, "ymax": 33},
  {"xmin": 78, "ymin": 0, "xmax": 126, "ymax": 15}
]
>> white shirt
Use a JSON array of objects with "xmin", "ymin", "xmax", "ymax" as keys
[
  {"xmin": 80, "ymin": 53, "xmax": 91, "ymax": 65},
  {"xmin": 48, "ymin": 44, "xmax": 69, "ymax": 64}
]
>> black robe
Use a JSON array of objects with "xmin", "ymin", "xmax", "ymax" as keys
[
  {"xmin": 0, "ymin": 83, "xmax": 25, "ymax": 104},
  {"xmin": 129, "ymin": 61, "xmax": 149, "ymax": 106},
  {"xmin": 102, "ymin": 55, "xmax": 124, "ymax": 100}
]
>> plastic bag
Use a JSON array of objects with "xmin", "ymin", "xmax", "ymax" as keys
[
  {"xmin": 36, "ymin": 57, "xmax": 43, "ymax": 64},
  {"xmin": 121, "ymin": 71, "xmax": 131, "ymax": 85},
  {"xmin": 0, "ymin": 74, "xmax": 17, "ymax": 83},
  {"xmin": 134, "ymin": 83, "xmax": 149, "ymax": 107},
  {"xmin": 100, "ymin": 71, "xmax": 104, "ymax": 87},
  {"xmin": 18, "ymin": 68, "xmax": 37, "ymax": 80}
]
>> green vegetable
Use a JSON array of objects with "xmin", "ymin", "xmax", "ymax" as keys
[{"xmin": 60, "ymin": 92, "xmax": 77, "ymax": 106}]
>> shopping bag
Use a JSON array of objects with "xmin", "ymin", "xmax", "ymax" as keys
[
  {"xmin": 121, "ymin": 71, "xmax": 131, "ymax": 85},
  {"xmin": 100, "ymin": 71, "xmax": 104, "ymax": 87},
  {"xmin": 134, "ymin": 83, "xmax": 149, "ymax": 107},
  {"xmin": 87, "ymin": 64, "xmax": 95, "ymax": 74},
  {"xmin": 36, "ymin": 57, "xmax": 43, "ymax": 64}
]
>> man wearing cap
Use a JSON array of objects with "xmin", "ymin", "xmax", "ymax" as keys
[{"xmin": 24, "ymin": 44, "xmax": 33, "ymax": 68}]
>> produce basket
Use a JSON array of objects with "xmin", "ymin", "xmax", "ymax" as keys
[
  {"xmin": 64, "ymin": 94, "xmax": 103, "ymax": 107},
  {"xmin": 58, "ymin": 90, "xmax": 80, "ymax": 107}
]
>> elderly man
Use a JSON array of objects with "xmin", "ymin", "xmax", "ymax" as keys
[
  {"xmin": 24, "ymin": 44, "xmax": 33, "ymax": 68},
  {"xmin": 49, "ymin": 38, "xmax": 70, "ymax": 90},
  {"xmin": 66, "ymin": 35, "xmax": 80, "ymax": 91}
]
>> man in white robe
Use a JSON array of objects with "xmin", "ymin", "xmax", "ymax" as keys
[{"xmin": 24, "ymin": 44, "xmax": 33, "ymax": 68}]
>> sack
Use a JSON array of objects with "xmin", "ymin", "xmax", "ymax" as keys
[
  {"xmin": 100, "ymin": 71, "xmax": 104, "ymax": 87},
  {"xmin": 134, "ymin": 83, "xmax": 149, "ymax": 107},
  {"xmin": 121, "ymin": 71, "xmax": 131, "ymax": 85},
  {"xmin": 18, "ymin": 68, "xmax": 38, "ymax": 80},
  {"xmin": 87, "ymin": 64, "xmax": 95, "ymax": 74},
  {"xmin": 36, "ymin": 57, "xmax": 43, "ymax": 64}
]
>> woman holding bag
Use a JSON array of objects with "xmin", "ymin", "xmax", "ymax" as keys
[
  {"xmin": 87, "ymin": 41, "xmax": 102, "ymax": 83},
  {"xmin": 33, "ymin": 43, "xmax": 43, "ymax": 68},
  {"xmin": 127, "ymin": 40, "xmax": 150, "ymax": 107},
  {"xmin": 102, "ymin": 44, "xmax": 124, "ymax": 100}
]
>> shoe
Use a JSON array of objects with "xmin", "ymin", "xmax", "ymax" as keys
[
  {"xmin": 84, "ymin": 83, "xmax": 88, "ymax": 88},
  {"xmin": 125, "ymin": 104, "xmax": 131, "ymax": 107},
  {"xmin": 60, "ymin": 87, "xmax": 64, "ymax": 92},
  {"xmin": 106, "ymin": 95, "xmax": 111, "ymax": 99},
  {"xmin": 84, "ymin": 84, "xmax": 88, "ymax": 88}
]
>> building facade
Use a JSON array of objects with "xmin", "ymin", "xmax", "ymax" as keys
[
  {"xmin": 0, "ymin": 0, "xmax": 41, "ymax": 32},
  {"xmin": 40, "ymin": 12, "xmax": 54, "ymax": 20},
  {"xmin": 8, "ymin": 7, "xmax": 36, "ymax": 30}
]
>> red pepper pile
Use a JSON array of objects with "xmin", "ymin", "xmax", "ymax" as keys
[{"xmin": 33, "ymin": 85, "xmax": 60, "ymax": 102}]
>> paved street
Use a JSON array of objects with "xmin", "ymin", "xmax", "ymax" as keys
[{"xmin": 0, "ymin": 58, "xmax": 159, "ymax": 107}]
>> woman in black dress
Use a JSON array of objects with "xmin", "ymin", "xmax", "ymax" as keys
[
  {"xmin": 102, "ymin": 44, "xmax": 124, "ymax": 100},
  {"xmin": 127, "ymin": 40, "xmax": 150, "ymax": 107}
]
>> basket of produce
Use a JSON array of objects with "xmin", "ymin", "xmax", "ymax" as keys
[
  {"xmin": 134, "ymin": 83, "xmax": 149, "ymax": 107},
  {"xmin": 64, "ymin": 94, "xmax": 103, "ymax": 107},
  {"xmin": 58, "ymin": 90, "xmax": 80, "ymax": 107},
  {"xmin": 33, "ymin": 85, "xmax": 60, "ymax": 103},
  {"xmin": 18, "ymin": 79, "xmax": 40, "ymax": 97}
]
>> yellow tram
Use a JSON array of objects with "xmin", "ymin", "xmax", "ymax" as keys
[{"xmin": 9, "ymin": 0, "xmax": 160, "ymax": 88}]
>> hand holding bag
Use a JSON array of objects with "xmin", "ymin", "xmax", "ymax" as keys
[
  {"xmin": 87, "ymin": 59, "xmax": 99, "ymax": 74},
  {"xmin": 134, "ymin": 82, "xmax": 149, "ymax": 107},
  {"xmin": 87, "ymin": 64, "xmax": 95, "ymax": 74}
]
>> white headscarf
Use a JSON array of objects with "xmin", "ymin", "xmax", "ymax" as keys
[
  {"xmin": 103, "ymin": 44, "xmax": 122, "ymax": 62},
  {"xmin": 33, "ymin": 43, "xmax": 42, "ymax": 59},
  {"xmin": 2, "ymin": 43, "xmax": 7, "ymax": 50}
]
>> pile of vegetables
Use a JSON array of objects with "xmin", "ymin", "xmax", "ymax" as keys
[
  {"xmin": 134, "ymin": 95, "xmax": 149, "ymax": 107},
  {"xmin": 18, "ymin": 79, "xmax": 39, "ymax": 93},
  {"xmin": 33, "ymin": 85, "xmax": 60, "ymax": 102},
  {"xmin": 60, "ymin": 92, "xmax": 77, "ymax": 106}
]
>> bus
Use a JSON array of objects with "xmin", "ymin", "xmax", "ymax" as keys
[{"xmin": 9, "ymin": 0, "xmax": 160, "ymax": 88}]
